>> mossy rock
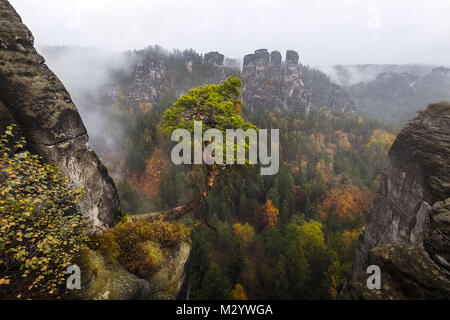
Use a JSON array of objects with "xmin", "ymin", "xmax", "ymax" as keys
[
  {"xmin": 146, "ymin": 241, "xmax": 192, "ymax": 300},
  {"xmin": 72, "ymin": 240, "xmax": 191, "ymax": 300},
  {"xmin": 344, "ymin": 243, "xmax": 450, "ymax": 300},
  {"xmin": 72, "ymin": 250, "xmax": 152, "ymax": 300}
]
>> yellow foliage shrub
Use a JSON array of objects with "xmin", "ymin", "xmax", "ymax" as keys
[
  {"xmin": 148, "ymin": 218, "xmax": 191, "ymax": 247},
  {"xmin": 122, "ymin": 241, "xmax": 164, "ymax": 278},
  {"xmin": 90, "ymin": 218, "xmax": 189, "ymax": 278},
  {"xmin": 233, "ymin": 223, "xmax": 255, "ymax": 247},
  {"xmin": 366, "ymin": 129, "xmax": 396, "ymax": 149},
  {"xmin": 0, "ymin": 126, "xmax": 87, "ymax": 299},
  {"xmin": 231, "ymin": 283, "xmax": 248, "ymax": 300},
  {"xmin": 142, "ymin": 242, "xmax": 165, "ymax": 270}
]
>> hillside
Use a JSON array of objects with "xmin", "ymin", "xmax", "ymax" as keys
[{"xmin": 320, "ymin": 64, "xmax": 450, "ymax": 125}]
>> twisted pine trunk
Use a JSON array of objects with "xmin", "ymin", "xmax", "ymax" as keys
[{"xmin": 159, "ymin": 164, "xmax": 222, "ymax": 221}]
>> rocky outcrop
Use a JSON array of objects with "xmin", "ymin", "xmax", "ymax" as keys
[
  {"xmin": 301, "ymin": 65, "xmax": 356, "ymax": 113},
  {"xmin": 127, "ymin": 48, "xmax": 233, "ymax": 108},
  {"xmin": 74, "ymin": 250, "xmax": 152, "ymax": 300},
  {"xmin": 424, "ymin": 198, "xmax": 450, "ymax": 272},
  {"xmin": 76, "ymin": 242, "xmax": 191, "ymax": 300},
  {"xmin": 344, "ymin": 243, "xmax": 450, "ymax": 300},
  {"xmin": 147, "ymin": 241, "xmax": 192, "ymax": 300},
  {"xmin": 242, "ymin": 49, "xmax": 309, "ymax": 112},
  {"xmin": 0, "ymin": 0, "xmax": 120, "ymax": 228},
  {"xmin": 128, "ymin": 49, "xmax": 168, "ymax": 108},
  {"xmin": 242, "ymin": 49, "xmax": 356, "ymax": 113},
  {"xmin": 343, "ymin": 102, "xmax": 450, "ymax": 299},
  {"xmin": 204, "ymin": 51, "xmax": 224, "ymax": 67}
]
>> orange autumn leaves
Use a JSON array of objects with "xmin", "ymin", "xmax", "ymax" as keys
[
  {"xmin": 320, "ymin": 185, "xmax": 367, "ymax": 222},
  {"xmin": 233, "ymin": 200, "xmax": 279, "ymax": 243},
  {"xmin": 128, "ymin": 147, "xmax": 170, "ymax": 200},
  {"xmin": 261, "ymin": 200, "xmax": 280, "ymax": 228}
]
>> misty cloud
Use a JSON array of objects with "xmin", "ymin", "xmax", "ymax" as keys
[
  {"xmin": 9, "ymin": 0, "xmax": 450, "ymax": 66},
  {"xmin": 37, "ymin": 46, "xmax": 132, "ymax": 154}
]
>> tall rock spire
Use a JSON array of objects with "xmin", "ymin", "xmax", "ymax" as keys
[{"xmin": 242, "ymin": 49, "xmax": 309, "ymax": 111}]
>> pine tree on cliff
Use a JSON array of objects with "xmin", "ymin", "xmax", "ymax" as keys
[{"xmin": 161, "ymin": 77, "xmax": 256, "ymax": 221}]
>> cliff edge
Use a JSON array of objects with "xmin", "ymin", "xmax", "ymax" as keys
[
  {"xmin": 0, "ymin": 0, "xmax": 120, "ymax": 228},
  {"xmin": 343, "ymin": 102, "xmax": 450, "ymax": 299}
]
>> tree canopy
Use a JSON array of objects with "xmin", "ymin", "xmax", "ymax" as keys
[
  {"xmin": 160, "ymin": 77, "xmax": 257, "ymax": 221},
  {"xmin": 163, "ymin": 77, "xmax": 255, "ymax": 134}
]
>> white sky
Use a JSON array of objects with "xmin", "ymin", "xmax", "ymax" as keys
[{"xmin": 8, "ymin": 0, "xmax": 450, "ymax": 66}]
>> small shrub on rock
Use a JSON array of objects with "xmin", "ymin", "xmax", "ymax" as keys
[{"xmin": 91, "ymin": 218, "xmax": 189, "ymax": 278}]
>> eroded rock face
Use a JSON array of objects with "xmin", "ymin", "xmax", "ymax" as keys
[
  {"xmin": 242, "ymin": 49, "xmax": 356, "ymax": 113},
  {"xmin": 301, "ymin": 65, "xmax": 357, "ymax": 113},
  {"xmin": 204, "ymin": 51, "xmax": 225, "ymax": 67},
  {"xmin": 127, "ymin": 49, "xmax": 229, "ymax": 109},
  {"xmin": 74, "ymin": 250, "xmax": 152, "ymax": 300},
  {"xmin": 344, "ymin": 243, "xmax": 450, "ymax": 300},
  {"xmin": 0, "ymin": 0, "xmax": 120, "ymax": 228},
  {"xmin": 242, "ymin": 49, "xmax": 309, "ymax": 112},
  {"xmin": 425, "ymin": 199, "xmax": 450, "ymax": 272},
  {"xmin": 76, "ymin": 242, "xmax": 192, "ymax": 300},
  {"xmin": 343, "ymin": 103, "xmax": 450, "ymax": 299},
  {"xmin": 147, "ymin": 241, "xmax": 192, "ymax": 300}
]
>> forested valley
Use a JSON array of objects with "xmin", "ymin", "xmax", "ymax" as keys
[{"xmin": 89, "ymin": 50, "xmax": 398, "ymax": 299}]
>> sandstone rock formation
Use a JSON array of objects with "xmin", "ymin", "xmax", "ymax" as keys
[
  {"xmin": 342, "ymin": 102, "xmax": 450, "ymax": 299},
  {"xmin": 242, "ymin": 49, "xmax": 356, "ymax": 113},
  {"xmin": 301, "ymin": 65, "xmax": 356, "ymax": 113},
  {"xmin": 75, "ymin": 242, "xmax": 191, "ymax": 300},
  {"xmin": 242, "ymin": 49, "xmax": 309, "ymax": 112},
  {"xmin": 344, "ymin": 243, "xmax": 450, "ymax": 299},
  {"xmin": 127, "ymin": 48, "xmax": 232, "ymax": 109},
  {"xmin": 0, "ymin": 0, "xmax": 120, "ymax": 228}
]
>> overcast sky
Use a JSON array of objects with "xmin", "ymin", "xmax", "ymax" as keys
[{"xmin": 8, "ymin": 0, "xmax": 450, "ymax": 66}]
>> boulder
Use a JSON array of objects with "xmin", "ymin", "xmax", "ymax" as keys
[{"xmin": 75, "ymin": 242, "xmax": 192, "ymax": 300}]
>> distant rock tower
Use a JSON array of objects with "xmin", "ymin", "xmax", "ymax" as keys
[
  {"xmin": 242, "ymin": 49, "xmax": 309, "ymax": 112},
  {"xmin": 127, "ymin": 49, "xmax": 228, "ymax": 108}
]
